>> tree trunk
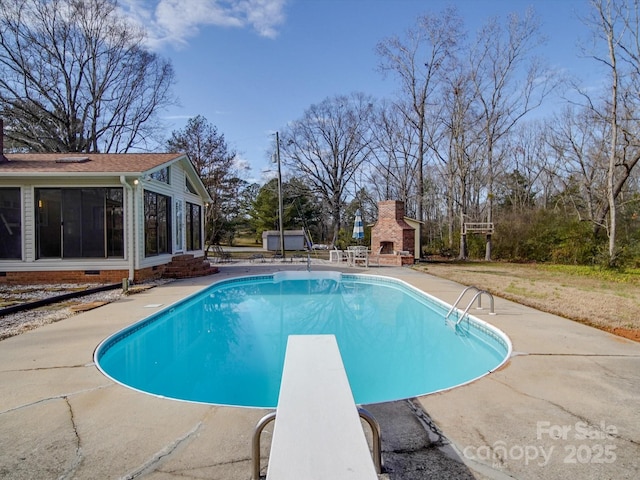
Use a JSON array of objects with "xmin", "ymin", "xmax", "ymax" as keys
[
  {"xmin": 458, "ymin": 209, "xmax": 467, "ymax": 260},
  {"xmin": 606, "ymin": 13, "xmax": 618, "ymax": 266},
  {"xmin": 447, "ymin": 160, "xmax": 455, "ymax": 250},
  {"xmin": 485, "ymin": 136, "xmax": 494, "ymax": 261},
  {"xmin": 485, "ymin": 234, "xmax": 492, "ymax": 261}
]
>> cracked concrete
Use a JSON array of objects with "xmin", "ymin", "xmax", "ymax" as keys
[
  {"xmin": 60, "ymin": 395, "xmax": 82, "ymax": 480},
  {"xmin": 0, "ymin": 263, "xmax": 639, "ymax": 479},
  {"xmin": 392, "ymin": 267, "xmax": 640, "ymax": 480},
  {"xmin": 121, "ymin": 421, "xmax": 205, "ymax": 479}
]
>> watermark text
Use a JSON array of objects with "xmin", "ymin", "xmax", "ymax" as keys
[{"xmin": 461, "ymin": 420, "xmax": 617, "ymax": 468}]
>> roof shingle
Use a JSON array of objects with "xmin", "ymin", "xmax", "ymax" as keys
[{"xmin": 0, "ymin": 153, "xmax": 185, "ymax": 174}]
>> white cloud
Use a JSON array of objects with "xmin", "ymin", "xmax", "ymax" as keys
[
  {"xmin": 120, "ymin": 0, "xmax": 287, "ymax": 49},
  {"xmin": 162, "ymin": 114, "xmax": 196, "ymax": 120},
  {"xmin": 238, "ymin": 0, "xmax": 287, "ymax": 39},
  {"xmin": 234, "ymin": 155, "xmax": 252, "ymax": 173}
]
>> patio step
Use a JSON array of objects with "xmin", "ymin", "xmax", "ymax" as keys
[{"xmin": 162, "ymin": 254, "xmax": 219, "ymax": 279}]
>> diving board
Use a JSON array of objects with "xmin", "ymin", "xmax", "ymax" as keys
[{"xmin": 266, "ymin": 335, "xmax": 378, "ymax": 480}]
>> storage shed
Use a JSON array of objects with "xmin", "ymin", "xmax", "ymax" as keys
[{"xmin": 262, "ymin": 230, "xmax": 308, "ymax": 251}]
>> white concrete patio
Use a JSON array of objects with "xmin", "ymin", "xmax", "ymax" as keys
[{"xmin": 0, "ymin": 262, "xmax": 638, "ymax": 479}]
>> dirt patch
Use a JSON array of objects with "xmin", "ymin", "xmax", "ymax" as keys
[
  {"xmin": 415, "ymin": 262, "xmax": 640, "ymax": 343},
  {"xmin": 125, "ymin": 285, "xmax": 154, "ymax": 295},
  {"xmin": 69, "ymin": 301, "xmax": 109, "ymax": 312},
  {"xmin": 608, "ymin": 327, "xmax": 640, "ymax": 342}
]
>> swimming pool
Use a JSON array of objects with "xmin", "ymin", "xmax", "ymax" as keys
[{"xmin": 95, "ymin": 271, "xmax": 511, "ymax": 408}]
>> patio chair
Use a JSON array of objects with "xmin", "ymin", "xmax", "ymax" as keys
[
  {"xmin": 249, "ymin": 253, "xmax": 265, "ymax": 263},
  {"xmin": 291, "ymin": 253, "xmax": 306, "ymax": 263},
  {"xmin": 369, "ymin": 246, "xmax": 383, "ymax": 267},
  {"xmin": 329, "ymin": 249, "xmax": 348, "ymax": 263},
  {"xmin": 338, "ymin": 250, "xmax": 351, "ymax": 264},
  {"xmin": 352, "ymin": 247, "xmax": 369, "ymax": 268},
  {"xmin": 210, "ymin": 245, "xmax": 231, "ymax": 263}
]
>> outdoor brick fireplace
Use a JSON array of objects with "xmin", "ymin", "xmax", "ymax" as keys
[{"xmin": 371, "ymin": 200, "xmax": 416, "ymax": 266}]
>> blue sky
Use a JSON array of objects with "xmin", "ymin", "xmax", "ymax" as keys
[{"xmin": 122, "ymin": 0, "xmax": 602, "ymax": 183}]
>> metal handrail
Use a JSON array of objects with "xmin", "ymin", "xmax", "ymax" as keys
[
  {"xmin": 445, "ymin": 286, "xmax": 481, "ymax": 318},
  {"xmin": 251, "ymin": 408, "xmax": 382, "ymax": 480},
  {"xmin": 252, "ymin": 412, "xmax": 276, "ymax": 480},
  {"xmin": 445, "ymin": 286, "xmax": 495, "ymax": 320},
  {"xmin": 455, "ymin": 290, "xmax": 495, "ymax": 325},
  {"xmin": 357, "ymin": 407, "xmax": 383, "ymax": 474},
  {"xmin": 445, "ymin": 286, "xmax": 496, "ymax": 328}
]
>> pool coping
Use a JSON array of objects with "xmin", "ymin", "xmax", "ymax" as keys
[
  {"xmin": 94, "ymin": 271, "xmax": 512, "ymax": 408},
  {"xmin": 1, "ymin": 262, "xmax": 639, "ymax": 479}
]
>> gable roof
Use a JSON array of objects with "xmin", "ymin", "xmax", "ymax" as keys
[
  {"xmin": 0, "ymin": 153, "xmax": 182, "ymax": 175},
  {"xmin": 0, "ymin": 152, "xmax": 213, "ymax": 203}
]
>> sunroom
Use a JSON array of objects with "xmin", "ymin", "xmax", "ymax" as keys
[{"xmin": 0, "ymin": 153, "xmax": 214, "ymax": 284}]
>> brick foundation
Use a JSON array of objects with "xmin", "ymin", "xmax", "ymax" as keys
[
  {"xmin": 0, "ymin": 256, "xmax": 218, "ymax": 284},
  {"xmin": 0, "ymin": 269, "xmax": 129, "ymax": 285},
  {"xmin": 134, "ymin": 265, "xmax": 166, "ymax": 283},
  {"xmin": 375, "ymin": 254, "xmax": 415, "ymax": 266}
]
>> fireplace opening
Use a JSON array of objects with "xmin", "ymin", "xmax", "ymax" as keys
[{"xmin": 380, "ymin": 241, "xmax": 394, "ymax": 254}]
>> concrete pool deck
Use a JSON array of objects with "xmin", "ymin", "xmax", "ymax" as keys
[{"xmin": 0, "ymin": 263, "xmax": 638, "ymax": 479}]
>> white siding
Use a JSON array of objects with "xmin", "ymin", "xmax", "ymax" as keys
[
  {"xmin": 0, "ymin": 157, "xmax": 210, "ymax": 275},
  {"xmin": 23, "ymin": 187, "xmax": 34, "ymax": 262},
  {"xmin": 136, "ymin": 161, "xmax": 207, "ymax": 268}
]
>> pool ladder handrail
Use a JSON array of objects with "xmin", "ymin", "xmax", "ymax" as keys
[
  {"xmin": 251, "ymin": 407, "xmax": 382, "ymax": 480},
  {"xmin": 445, "ymin": 286, "xmax": 496, "ymax": 325}
]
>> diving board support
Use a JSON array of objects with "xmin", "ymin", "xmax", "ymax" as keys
[
  {"xmin": 251, "ymin": 409, "xmax": 382, "ymax": 479},
  {"xmin": 264, "ymin": 335, "xmax": 379, "ymax": 480}
]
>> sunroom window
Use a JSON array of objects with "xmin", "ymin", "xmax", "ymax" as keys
[
  {"xmin": 186, "ymin": 202, "xmax": 202, "ymax": 251},
  {"xmin": 185, "ymin": 177, "xmax": 197, "ymax": 194},
  {"xmin": 149, "ymin": 167, "xmax": 169, "ymax": 184},
  {"xmin": 0, "ymin": 188, "xmax": 22, "ymax": 259},
  {"xmin": 144, "ymin": 190, "xmax": 171, "ymax": 256},
  {"xmin": 35, "ymin": 188, "xmax": 124, "ymax": 259}
]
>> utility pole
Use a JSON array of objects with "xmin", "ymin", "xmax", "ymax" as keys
[{"xmin": 276, "ymin": 131, "xmax": 285, "ymax": 260}]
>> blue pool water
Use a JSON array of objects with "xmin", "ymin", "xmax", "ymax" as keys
[{"xmin": 95, "ymin": 272, "xmax": 511, "ymax": 408}]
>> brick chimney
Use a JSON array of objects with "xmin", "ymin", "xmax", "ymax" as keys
[{"xmin": 371, "ymin": 200, "xmax": 415, "ymax": 256}]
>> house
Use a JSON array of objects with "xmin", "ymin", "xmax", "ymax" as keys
[{"xmin": 0, "ymin": 152, "xmax": 216, "ymax": 284}]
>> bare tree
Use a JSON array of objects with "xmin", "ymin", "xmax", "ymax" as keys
[
  {"xmin": 0, "ymin": 0, "xmax": 175, "ymax": 153},
  {"xmin": 578, "ymin": 0, "xmax": 640, "ymax": 264},
  {"xmin": 280, "ymin": 93, "xmax": 374, "ymax": 247},
  {"xmin": 166, "ymin": 115, "xmax": 239, "ymax": 245},
  {"xmin": 376, "ymin": 6, "xmax": 464, "ymax": 249},
  {"xmin": 501, "ymin": 121, "xmax": 555, "ymax": 212},
  {"xmin": 469, "ymin": 8, "xmax": 556, "ymax": 260},
  {"xmin": 496, "ymin": 123, "xmax": 554, "ymax": 214},
  {"xmin": 439, "ymin": 67, "xmax": 484, "ymax": 259},
  {"xmin": 548, "ymin": 106, "xmax": 608, "ymax": 224},
  {"xmin": 368, "ymin": 100, "xmax": 419, "ymax": 212}
]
